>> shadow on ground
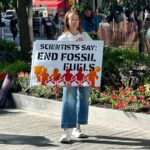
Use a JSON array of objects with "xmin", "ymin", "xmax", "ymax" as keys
[
  {"xmin": 0, "ymin": 109, "xmax": 22, "ymax": 116},
  {"xmin": 0, "ymin": 134, "xmax": 57, "ymax": 147},
  {"xmin": 77, "ymin": 135, "xmax": 150, "ymax": 149}
]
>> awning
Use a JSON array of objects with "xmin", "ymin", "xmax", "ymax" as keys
[{"xmin": 33, "ymin": 0, "xmax": 69, "ymax": 10}]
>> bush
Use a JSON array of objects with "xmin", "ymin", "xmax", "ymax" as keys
[
  {"xmin": 0, "ymin": 39, "xmax": 18, "ymax": 52},
  {"xmin": 10, "ymin": 47, "xmax": 150, "ymax": 113},
  {"xmin": 0, "ymin": 40, "xmax": 20, "ymax": 62},
  {"xmin": 1, "ymin": 60, "xmax": 30, "ymax": 75},
  {"xmin": 12, "ymin": 72, "xmax": 150, "ymax": 113},
  {"xmin": 99, "ymin": 85, "xmax": 150, "ymax": 112},
  {"xmin": 102, "ymin": 47, "xmax": 150, "ymax": 89},
  {"xmin": 12, "ymin": 74, "xmax": 63, "ymax": 99}
]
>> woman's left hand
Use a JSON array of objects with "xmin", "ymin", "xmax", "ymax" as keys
[{"xmin": 75, "ymin": 38, "xmax": 83, "ymax": 41}]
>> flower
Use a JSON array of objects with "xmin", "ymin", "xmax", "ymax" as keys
[
  {"xmin": 100, "ymin": 85, "xmax": 149, "ymax": 112},
  {"xmin": 18, "ymin": 72, "xmax": 29, "ymax": 77},
  {"xmin": 139, "ymin": 86, "xmax": 145, "ymax": 92},
  {"xmin": 128, "ymin": 87, "xmax": 133, "ymax": 92},
  {"xmin": 110, "ymin": 94, "xmax": 117, "ymax": 99},
  {"xmin": 0, "ymin": 73, "xmax": 7, "ymax": 79},
  {"xmin": 115, "ymin": 103, "xmax": 120, "ymax": 109},
  {"xmin": 120, "ymin": 101, "xmax": 126, "ymax": 109},
  {"xmin": 128, "ymin": 96, "xmax": 136, "ymax": 101},
  {"xmin": 139, "ymin": 95, "xmax": 145, "ymax": 101},
  {"xmin": 112, "ymin": 90, "xmax": 116, "ymax": 93}
]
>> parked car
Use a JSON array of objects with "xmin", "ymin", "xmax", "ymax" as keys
[
  {"xmin": 1, "ymin": 9, "xmax": 15, "ymax": 27},
  {"xmin": 1, "ymin": 16, "xmax": 11, "ymax": 27},
  {"xmin": 5, "ymin": 9, "xmax": 15, "ymax": 18}
]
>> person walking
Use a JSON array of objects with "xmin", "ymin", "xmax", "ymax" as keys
[
  {"xmin": 82, "ymin": 6, "xmax": 106, "ymax": 33},
  {"xmin": 10, "ymin": 13, "xmax": 18, "ymax": 41},
  {"xmin": 57, "ymin": 10, "xmax": 92, "ymax": 143}
]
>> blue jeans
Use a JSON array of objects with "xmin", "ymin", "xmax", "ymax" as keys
[{"xmin": 61, "ymin": 87, "xmax": 90, "ymax": 128}]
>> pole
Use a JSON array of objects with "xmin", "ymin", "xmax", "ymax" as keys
[{"xmin": 93, "ymin": 0, "xmax": 95, "ymax": 11}]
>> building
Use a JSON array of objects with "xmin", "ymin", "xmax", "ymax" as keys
[{"xmin": 32, "ymin": 0, "xmax": 70, "ymax": 14}]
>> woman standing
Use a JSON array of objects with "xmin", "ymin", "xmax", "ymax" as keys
[
  {"xmin": 58, "ymin": 10, "xmax": 92, "ymax": 143},
  {"xmin": 10, "ymin": 13, "xmax": 18, "ymax": 41}
]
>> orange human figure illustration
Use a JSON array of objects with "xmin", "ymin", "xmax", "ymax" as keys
[
  {"xmin": 47, "ymin": 68, "xmax": 61, "ymax": 86},
  {"xmin": 34, "ymin": 66, "xmax": 43, "ymax": 82},
  {"xmin": 34, "ymin": 66, "xmax": 49, "ymax": 85},
  {"xmin": 60, "ymin": 68, "xmax": 74, "ymax": 86},
  {"xmin": 84, "ymin": 66, "xmax": 101, "ymax": 87},
  {"xmin": 72, "ymin": 67, "xmax": 85, "ymax": 86}
]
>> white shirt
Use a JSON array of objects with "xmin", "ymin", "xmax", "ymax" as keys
[{"xmin": 57, "ymin": 32, "xmax": 92, "ymax": 41}]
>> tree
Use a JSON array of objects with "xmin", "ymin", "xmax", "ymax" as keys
[
  {"xmin": 1, "ymin": 0, "xmax": 17, "ymax": 11},
  {"xmin": 17, "ymin": 0, "xmax": 33, "ymax": 61}
]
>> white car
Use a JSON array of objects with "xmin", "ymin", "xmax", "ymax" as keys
[
  {"xmin": 6, "ymin": 9, "xmax": 15, "ymax": 18},
  {"xmin": 1, "ymin": 9, "xmax": 15, "ymax": 27},
  {"xmin": 1, "ymin": 16, "xmax": 11, "ymax": 27}
]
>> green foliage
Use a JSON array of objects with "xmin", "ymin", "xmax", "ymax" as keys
[
  {"xmin": 0, "ymin": 40, "xmax": 18, "ymax": 52},
  {"xmin": 1, "ymin": 60, "xmax": 30, "ymax": 75},
  {"xmin": 90, "ymin": 88, "xmax": 101, "ymax": 104},
  {"xmin": 10, "ymin": 47, "xmax": 150, "ymax": 113},
  {"xmin": 12, "ymin": 75, "xmax": 63, "ymax": 99},
  {"xmin": 29, "ymin": 86, "xmax": 57, "ymax": 99},
  {"xmin": 0, "ymin": 40, "xmax": 20, "ymax": 62},
  {"xmin": 0, "ymin": 63, "xmax": 4, "ymax": 72},
  {"xmin": 101, "ymin": 0, "xmax": 148, "ymax": 13},
  {"xmin": 2, "ymin": 0, "xmax": 17, "ymax": 10},
  {"xmin": 123, "ymin": 0, "xmax": 147, "ymax": 12},
  {"xmin": 100, "ymin": 85, "xmax": 150, "ymax": 112},
  {"xmin": 102, "ymin": 47, "xmax": 150, "ymax": 89}
]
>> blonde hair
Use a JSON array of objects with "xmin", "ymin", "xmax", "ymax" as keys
[{"xmin": 63, "ymin": 10, "xmax": 82, "ymax": 34}]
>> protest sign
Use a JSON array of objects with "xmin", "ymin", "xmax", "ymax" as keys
[{"xmin": 30, "ymin": 40, "xmax": 104, "ymax": 87}]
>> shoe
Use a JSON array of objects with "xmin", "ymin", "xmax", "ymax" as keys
[
  {"xmin": 72, "ymin": 128, "xmax": 87, "ymax": 138},
  {"xmin": 59, "ymin": 131, "xmax": 71, "ymax": 143}
]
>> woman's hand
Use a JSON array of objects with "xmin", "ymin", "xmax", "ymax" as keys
[{"xmin": 75, "ymin": 38, "xmax": 83, "ymax": 41}]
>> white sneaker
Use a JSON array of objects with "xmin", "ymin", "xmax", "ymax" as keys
[
  {"xmin": 72, "ymin": 128, "xmax": 86, "ymax": 138},
  {"xmin": 59, "ymin": 132, "xmax": 71, "ymax": 143}
]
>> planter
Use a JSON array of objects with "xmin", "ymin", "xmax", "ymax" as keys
[{"xmin": 12, "ymin": 93, "xmax": 150, "ymax": 131}]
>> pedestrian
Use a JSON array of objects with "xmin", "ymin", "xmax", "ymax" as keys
[
  {"xmin": 10, "ymin": 13, "xmax": 18, "ymax": 41},
  {"xmin": 144, "ymin": 7, "xmax": 150, "ymax": 55},
  {"xmin": 45, "ymin": 15, "xmax": 56, "ymax": 39},
  {"xmin": 57, "ymin": 10, "xmax": 92, "ymax": 143},
  {"xmin": 82, "ymin": 6, "xmax": 105, "ymax": 33},
  {"xmin": 40, "ymin": 13, "xmax": 46, "ymax": 37}
]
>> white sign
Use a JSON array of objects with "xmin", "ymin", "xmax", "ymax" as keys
[{"xmin": 30, "ymin": 40, "xmax": 104, "ymax": 87}]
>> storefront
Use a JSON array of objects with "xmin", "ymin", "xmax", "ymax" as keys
[{"xmin": 32, "ymin": 0, "xmax": 70, "ymax": 14}]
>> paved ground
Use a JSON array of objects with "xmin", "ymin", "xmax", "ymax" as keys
[{"xmin": 0, "ymin": 109, "xmax": 150, "ymax": 150}]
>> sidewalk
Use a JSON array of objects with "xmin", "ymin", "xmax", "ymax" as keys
[{"xmin": 0, "ymin": 109, "xmax": 150, "ymax": 150}]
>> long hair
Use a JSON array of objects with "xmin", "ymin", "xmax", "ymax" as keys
[{"xmin": 63, "ymin": 10, "xmax": 82, "ymax": 34}]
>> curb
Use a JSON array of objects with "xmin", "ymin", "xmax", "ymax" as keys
[{"xmin": 12, "ymin": 93, "xmax": 150, "ymax": 131}]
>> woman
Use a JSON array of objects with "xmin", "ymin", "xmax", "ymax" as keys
[
  {"xmin": 144, "ymin": 8, "xmax": 150, "ymax": 55},
  {"xmin": 10, "ymin": 13, "xmax": 18, "ymax": 41},
  {"xmin": 58, "ymin": 10, "xmax": 92, "ymax": 143}
]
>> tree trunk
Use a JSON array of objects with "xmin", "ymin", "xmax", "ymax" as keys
[
  {"xmin": 17, "ymin": 0, "xmax": 33, "ymax": 61},
  {"xmin": 135, "ymin": 2, "xmax": 145, "ymax": 54},
  {"xmin": 137, "ymin": 20, "xmax": 145, "ymax": 54}
]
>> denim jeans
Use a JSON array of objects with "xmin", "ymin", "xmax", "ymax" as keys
[{"xmin": 61, "ymin": 86, "xmax": 90, "ymax": 128}]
